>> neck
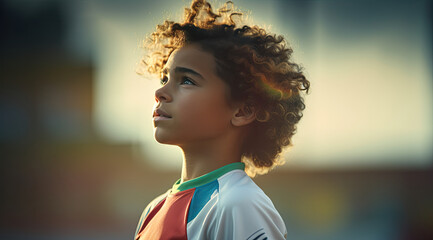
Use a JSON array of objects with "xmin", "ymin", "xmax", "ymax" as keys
[{"xmin": 179, "ymin": 135, "xmax": 243, "ymax": 182}]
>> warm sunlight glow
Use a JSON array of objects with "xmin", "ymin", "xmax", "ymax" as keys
[{"xmin": 83, "ymin": 0, "xmax": 432, "ymax": 170}]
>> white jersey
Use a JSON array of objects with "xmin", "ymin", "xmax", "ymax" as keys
[{"xmin": 135, "ymin": 162, "xmax": 287, "ymax": 239}]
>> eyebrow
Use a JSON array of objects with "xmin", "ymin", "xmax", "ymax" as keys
[{"xmin": 163, "ymin": 66, "xmax": 205, "ymax": 80}]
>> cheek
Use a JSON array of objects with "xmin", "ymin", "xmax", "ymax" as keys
[{"xmin": 178, "ymin": 92, "xmax": 231, "ymax": 127}]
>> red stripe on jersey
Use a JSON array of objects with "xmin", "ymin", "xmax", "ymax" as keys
[{"xmin": 136, "ymin": 188, "xmax": 195, "ymax": 240}]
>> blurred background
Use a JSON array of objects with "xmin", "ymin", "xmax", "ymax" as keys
[{"xmin": 1, "ymin": 0, "xmax": 432, "ymax": 239}]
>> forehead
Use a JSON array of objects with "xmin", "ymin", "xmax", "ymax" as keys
[{"xmin": 164, "ymin": 44, "xmax": 217, "ymax": 76}]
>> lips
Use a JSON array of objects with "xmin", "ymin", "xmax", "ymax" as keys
[{"xmin": 153, "ymin": 108, "xmax": 172, "ymax": 118}]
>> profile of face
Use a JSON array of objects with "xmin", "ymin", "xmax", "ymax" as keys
[{"xmin": 152, "ymin": 43, "xmax": 237, "ymax": 148}]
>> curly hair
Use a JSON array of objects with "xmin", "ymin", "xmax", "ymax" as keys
[{"xmin": 139, "ymin": 0, "xmax": 310, "ymax": 177}]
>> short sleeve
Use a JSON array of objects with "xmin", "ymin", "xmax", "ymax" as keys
[{"xmin": 210, "ymin": 187, "xmax": 287, "ymax": 240}]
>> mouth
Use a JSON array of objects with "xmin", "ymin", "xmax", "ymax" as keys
[{"xmin": 153, "ymin": 109, "xmax": 172, "ymax": 118}]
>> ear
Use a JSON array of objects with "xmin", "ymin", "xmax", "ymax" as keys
[{"xmin": 231, "ymin": 103, "xmax": 256, "ymax": 127}]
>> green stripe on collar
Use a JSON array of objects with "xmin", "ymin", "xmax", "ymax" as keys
[{"xmin": 171, "ymin": 162, "xmax": 245, "ymax": 194}]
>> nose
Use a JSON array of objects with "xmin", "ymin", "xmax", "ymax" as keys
[{"xmin": 155, "ymin": 85, "xmax": 171, "ymax": 103}]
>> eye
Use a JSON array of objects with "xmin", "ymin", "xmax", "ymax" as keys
[
  {"xmin": 160, "ymin": 75, "xmax": 168, "ymax": 85},
  {"xmin": 180, "ymin": 76, "xmax": 196, "ymax": 85}
]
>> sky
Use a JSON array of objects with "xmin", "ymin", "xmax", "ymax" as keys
[{"xmin": 8, "ymin": 0, "xmax": 432, "ymax": 170}]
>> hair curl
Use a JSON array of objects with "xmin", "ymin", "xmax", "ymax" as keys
[{"xmin": 139, "ymin": 0, "xmax": 310, "ymax": 177}]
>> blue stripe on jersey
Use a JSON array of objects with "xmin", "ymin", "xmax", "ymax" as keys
[{"xmin": 187, "ymin": 179, "xmax": 219, "ymax": 223}]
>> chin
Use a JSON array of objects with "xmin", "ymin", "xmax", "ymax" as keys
[
  {"xmin": 154, "ymin": 135, "xmax": 169, "ymax": 144},
  {"xmin": 154, "ymin": 132, "xmax": 176, "ymax": 145}
]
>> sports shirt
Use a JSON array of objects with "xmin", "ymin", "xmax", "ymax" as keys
[{"xmin": 135, "ymin": 162, "xmax": 287, "ymax": 239}]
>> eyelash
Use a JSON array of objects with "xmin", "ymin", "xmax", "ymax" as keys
[
  {"xmin": 160, "ymin": 75, "xmax": 168, "ymax": 85},
  {"xmin": 160, "ymin": 76, "xmax": 196, "ymax": 86},
  {"xmin": 181, "ymin": 77, "xmax": 196, "ymax": 85}
]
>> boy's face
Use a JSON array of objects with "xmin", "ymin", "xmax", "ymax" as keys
[{"xmin": 152, "ymin": 43, "xmax": 236, "ymax": 147}]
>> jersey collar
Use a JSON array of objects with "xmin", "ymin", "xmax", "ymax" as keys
[{"xmin": 171, "ymin": 162, "xmax": 245, "ymax": 194}]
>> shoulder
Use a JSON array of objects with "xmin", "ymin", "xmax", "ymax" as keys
[
  {"xmin": 142, "ymin": 189, "xmax": 170, "ymax": 218},
  {"xmin": 217, "ymin": 170, "xmax": 271, "ymax": 207},
  {"xmin": 210, "ymin": 170, "xmax": 287, "ymax": 239},
  {"xmin": 135, "ymin": 189, "xmax": 170, "ymax": 236},
  {"xmin": 145, "ymin": 189, "xmax": 170, "ymax": 211}
]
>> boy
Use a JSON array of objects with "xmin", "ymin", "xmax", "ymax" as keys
[{"xmin": 135, "ymin": 0, "xmax": 310, "ymax": 239}]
